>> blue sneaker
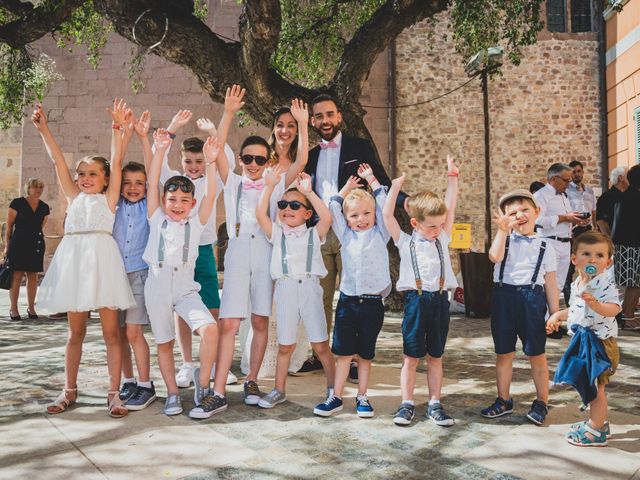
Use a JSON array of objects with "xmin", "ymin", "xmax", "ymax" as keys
[
  {"xmin": 313, "ymin": 396, "xmax": 343, "ymax": 417},
  {"xmin": 356, "ymin": 395, "xmax": 374, "ymax": 418}
]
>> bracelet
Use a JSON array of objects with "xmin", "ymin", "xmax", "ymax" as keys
[
  {"xmin": 111, "ymin": 123, "xmax": 121, "ymax": 130},
  {"xmin": 167, "ymin": 131, "xmax": 176, "ymax": 140},
  {"xmin": 447, "ymin": 172, "xmax": 459, "ymax": 177}
]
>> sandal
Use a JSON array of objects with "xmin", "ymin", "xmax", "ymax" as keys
[
  {"xmin": 47, "ymin": 388, "xmax": 77, "ymax": 414},
  {"xmin": 480, "ymin": 397, "xmax": 514, "ymax": 418},
  {"xmin": 107, "ymin": 391, "xmax": 128, "ymax": 418},
  {"xmin": 566, "ymin": 421, "xmax": 607, "ymax": 447},
  {"xmin": 569, "ymin": 419, "xmax": 611, "ymax": 438}
]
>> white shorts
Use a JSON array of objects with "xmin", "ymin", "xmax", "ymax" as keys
[
  {"xmin": 144, "ymin": 264, "xmax": 215, "ymax": 344},
  {"xmin": 219, "ymin": 235, "xmax": 273, "ymax": 318},
  {"xmin": 274, "ymin": 276, "xmax": 328, "ymax": 345},
  {"xmin": 548, "ymin": 239, "xmax": 571, "ymax": 290},
  {"xmin": 119, "ymin": 269, "xmax": 149, "ymax": 326}
]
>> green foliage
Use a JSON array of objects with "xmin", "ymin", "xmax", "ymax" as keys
[{"xmin": 193, "ymin": 0, "xmax": 208, "ymax": 21}]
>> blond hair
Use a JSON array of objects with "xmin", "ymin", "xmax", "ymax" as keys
[
  {"xmin": 406, "ymin": 190, "xmax": 447, "ymax": 221},
  {"xmin": 24, "ymin": 177, "xmax": 44, "ymax": 193},
  {"xmin": 343, "ymin": 188, "xmax": 375, "ymax": 213}
]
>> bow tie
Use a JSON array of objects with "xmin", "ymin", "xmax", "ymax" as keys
[
  {"xmin": 319, "ymin": 140, "xmax": 338, "ymax": 149},
  {"xmin": 168, "ymin": 218, "xmax": 189, "ymax": 226},
  {"xmin": 512, "ymin": 234, "xmax": 534, "ymax": 242},
  {"xmin": 413, "ymin": 233, "xmax": 431, "ymax": 243},
  {"xmin": 243, "ymin": 180, "xmax": 264, "ymax": 191},
  {"xmin": 282, "ymin": 224, "xmax": 308, "ymax": 238}
]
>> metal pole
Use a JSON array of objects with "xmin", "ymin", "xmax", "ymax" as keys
[{"xmin": 482, "ymin": 69, "xmax": 491, "ymax": 252}]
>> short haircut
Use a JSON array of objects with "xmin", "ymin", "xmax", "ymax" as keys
[
  {"xmin": 501, "ymin": 196, "xmax": 537, "ymax": 213},
  {"xmin": 181, "ymin": 137, "xmax": 204, "ymax": 153},
  {"xmin": 283, "ymin": 187, "xmax": 311, "ymax": 209},
  {"xmin": 343, "ymin": 188, "xmax": 375, "ymax": 213},
  {"xmin": 240, "ymin": 135, "xmax": 271, "ymax": 157},
  {"xmin": 569, "ymin": 160, "xmax": 584, "ymax": 169},
  {"xmin": 407, "ymin": 190, "xmax": 447, "ymax": 221},
  {"xmin": 627, "ymin": 164, "xmax": 640, "ymax": 188},
  {"xmin": 76, "ymin": 155, "xmax": 110, "ymax": 178},
  {"xmin": 609, "ymin": 166, "xmax": 627, "ymax": 185},
  {"xmin": 163, "ymin": 175, "xmax": 195, "ymax": 196},
  {"xmin": 122, "ymin": 161, "xmax": 146, "ymax": 175},
  {"xmin": 529, "ymin": 181, "xmax": 545, "ymax": 194},
  {"xmin": 547, "ymin": 162, "xmax": 571, "ymax": 180},
  {"xmin": 24, "ymin": 177, "xmax": 44, "ymax": 193},
  {"xmin": 572, "ymin": 230, "xmax": 614, "ymax": 257},
  {"xmin": 311, "ymin": 93, "xmax": 340, "ymax": 112}
]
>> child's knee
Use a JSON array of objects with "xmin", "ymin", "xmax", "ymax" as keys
[
  {"xmin": 198, "ymin": 324, "xmax": 218, "ymax": 343},
  {"xmin": 528, "ymin": 353, "xmax": 547, "ymax": 366},
  {"xmin": 251, "ymin": 316, "xmax": 268, "ymax": 333},
  {"xmin": 311, "ymin": 341, "xmax": 330, "ymax": 354},
  {"xmin": 219, "ymin": 319, "xmax": 240, "ymax": 336},
  {"xmin": 126, "ymin": 324, "xmax": 144, "ymax": 344},
  {"xmin": 157, "ymin": 340, "xmax": 175, "ymax": 352},
  {"xmin": 403, "ymin": 355, "xmax": 420, "ymax": 368},
  {"xmin": 278, "ymin": 344, "xmax": 296, "ymax": 355},
  {"xmin": 68, "ymin": 325, "xmax": 86, "ymax": 343}
]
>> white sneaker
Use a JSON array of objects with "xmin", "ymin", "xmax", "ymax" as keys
[
  {"xmin": 176, "ymin": 364, "xmax": 194, "ymax": 388},
  {"xmin": 209, "ymin": 365, "xmax": 238, "ymax": 385}
]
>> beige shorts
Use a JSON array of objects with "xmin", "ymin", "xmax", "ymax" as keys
[{"xmin": 597, "ymin": 337, "xmax": 619, "ymax": 386}]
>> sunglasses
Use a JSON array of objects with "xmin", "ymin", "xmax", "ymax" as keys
[
  {"xmin": 277, "ymin": 200, "xmax": 310, "ymax": 211},
  {"xmin": 240, "ymin": 154, "xmax": 269, "ymax": 166},
  {"xmin": 165, "ymin": 178, "xmax": 195, "ymax": 193}
]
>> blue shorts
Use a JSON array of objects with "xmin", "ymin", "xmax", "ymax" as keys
[
  {"xmin": 491, "ymin": 283, "xmax": 547, "ymax": 356},
  {"xmin": 194, "ymin": 244, "xmax": 220, "ymax": 309},
  {"xmin": 332, "ymin": 293, "xmax": 384, "ymax": 360},
  {"xmin": 402, "ymin": 290, "xmax": 450, "ymax": 359}
]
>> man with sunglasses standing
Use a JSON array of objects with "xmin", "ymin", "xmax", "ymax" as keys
[
  {"xmin": 534, "ymin": 163, "xmax": 590, "ymax": 306},
  {"xmin": 296, "ymin": 94, "xmax": 407, "ymax": 377}
]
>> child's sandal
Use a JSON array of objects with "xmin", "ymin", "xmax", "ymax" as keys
[
  {"xmin": 566, "ymin": 422, "xmax": 607, "ymax": 447},
  {"xmin": 107, "ymin": 391, "xmax": 128, "ymax": 418},
  {"xmin": 47, "ymin": 388, "xmax": 77, "ymax": 414}
]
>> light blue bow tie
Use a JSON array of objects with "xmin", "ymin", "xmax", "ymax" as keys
[{"xmin": 512, "ymin": 234, "xmax": 534, "ymax": 242}]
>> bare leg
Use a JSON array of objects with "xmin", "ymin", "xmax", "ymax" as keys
[
  {"xmin": 275, "ymin": 344, "xmax": 296, "ymax": 392},
  {"xmin": 65, "ymin": 312, "xmax": 88, "ymax": 390},
  {"xmin": 496, "ymin": 352, "xmax": 515, "ymax": 400},
  {"xmin": 196, "ymin": 323, "xmax": 218, "ymax": 388},
  {"xmin": 175, "ymin": 315, "xmax": 193, "ymax": 364},
  {"xmin": 426, "ymin": 355, "xmax": 443, "ymax": 402},
  {"xmin": 312, "ymin": 340, "xmax": 336, "ymax": 389},
  {"xmin": 120, "ymin": 324, "xmax": 134, "ymax": 379},
  {"xmin": 212, "ymin": 318, "xmax": 240, "ymax": 395},
  {"xmin": 9, "ymin": 271, "xmax": 23, "ymax": 316},
  {"xmin": 333, "ymin": 356, "xmax": 352, "ymax": 398},
  {"xmin": 127, "ymin": 324, "xmax": 151, "ymax": 382},
  {"xmin": 528, "ymin": 354, "xmax": 549, "ymax": 403},
  {"xmin": 356, "ymin": 359, "xmax": 372, "ymax": 396},
  {"xmin": 247, "ymin": 314, "xmax": 269, "ymax": 382},
  {"xmin": 400, "ymin": 355, "xmax": 419, "ymax": 402},
  {"xmin": 157, "ymin": 340, "xmax": 179, "ymax": 396},
  {"xmin": 99, "ymin": 308, "xmax": 123, "ymax": 393},
  {"xmin": 589, "ymin": 384, "xmax": 608, "ymax": 430},
  {"xmin": 25, "ymin": 272, "xmax": 38, "ymax": 313}
]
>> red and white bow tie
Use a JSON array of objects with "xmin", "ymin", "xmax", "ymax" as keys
[
  {"xmin": 319, "ymin": 141, "xmax": 338, "ymax": 149},
  {"xmin": 243, "ymin": 180, "xmax": 264, "ymax": 191},
  {"xmin": 282, "ymin": 224, "xmax": 308, "ymax": 238}
]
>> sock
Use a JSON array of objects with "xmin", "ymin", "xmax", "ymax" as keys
[
  {"xmin": 402, "ymin": 399, "xmax": 415, "ymax": 406},
  {"xmin": 213, "ymin": 390, "xmax": 224, "ymax": 398},
  {"xmin": 333, "ymin": 394, "xmax": 342, "ymax": 400},
  {"xmin": 123, "ymin": 377, "xmax": 136, "ymax": 385},
  {"xmin": 183, "ymin": 362, "xmax": 194, "ymax": 368},
  {"xmin": 137, "ymin": 380, "xmax": 152, "ymax": 389},
  {"xmin": 203, "ymin": 388, "xmax": 210, "ymax": 397},
  {"xmin": 356, "ymin": 394, "xmax": 367, "ymax": 401},
  {"xmin": 428, "ymin": 399, "xmax": 441, "ymax": 407}
]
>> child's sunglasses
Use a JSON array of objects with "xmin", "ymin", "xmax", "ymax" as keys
[
  {"xmin": 277, "ymin": 200, "xmax": 309, "ymax": 211},
  {"xmin": 240, "ymin": 154, "xmax": 269, "ymax": 166},
  {"xmin": 165, "ymin": 178, "xmax": 195, "ymax": 193}
]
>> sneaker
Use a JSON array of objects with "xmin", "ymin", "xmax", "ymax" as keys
[
  {"xmin": 427, "ymin": 402, "xmax": 455, "ymax": 427},
  {"xmin": 480, "ymin": 397, "xmax": 514, "ymax": 418},
  {"xmin": 163, "ymin": 394, "xmax": 183, "ymax": 416},
  {"xmin": 290, "ymin": 356, "xmax": 323, "ymax": 376},
  {"xmin": 176, "ymin": 363, "xmax": 194, "ymax": 388},
  {"xmin": 119, "ymin": 381, "xmax": 137, "ymax": 402},
  {"xmin": 244, "ymin": 380, "xmax": 262, "ymax": 406},
  {"xmin": 393, "ymin": 402, "xmax": 415, "ymax": 426},
  {"xmin": 356, "ymin": 396, "xmax": 374, "ymax": 418},
  {"xmin": 348, "ymin": 362, "xmax": 359, "ymax": 384},
  {"xmin": 570, "ymin": 420, "xmax": 611, "ymax": 439},
  {"xmin": 125, "ymin": 383, "xmax": 157, "ymax": 411},
  {"xmin": 526, "ymin": 399, "xmax": 548, "ymax": 426},
  {"xmin": 257, "ymin": 389, "xmax": 287, "ymax": 409},
  {"xmin": 193, "ymin": 367, "xmax": 209, "ymax": 407},
  {"xmin": 189, "ymin": 393, "xmax": 228, "ymax": 419},
  {"xmin": 209, "ymin": 365, "xmax": 238, "ymax": 385},
  {"xmin": 313, "ymin": 396, "xmax": 343, "ymax": 417}
]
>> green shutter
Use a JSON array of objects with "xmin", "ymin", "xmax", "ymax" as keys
[{"xmin": 636, "ymin": 107, "xmax": 640, "ymax": 164}]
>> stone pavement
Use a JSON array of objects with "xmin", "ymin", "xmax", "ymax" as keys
[{"xmin": 1, "ymin": 290, "xmax": 640, "ymax": 480}]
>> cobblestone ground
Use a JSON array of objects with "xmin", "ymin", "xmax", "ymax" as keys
[{"xmin": 1, "ymin": 291, "xmax": 639, "ymax": 479}]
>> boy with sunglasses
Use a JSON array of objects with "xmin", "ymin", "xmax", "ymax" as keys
[{"xmin": 255, "ymin": 168, "xmax": 335, "ymax": 410}]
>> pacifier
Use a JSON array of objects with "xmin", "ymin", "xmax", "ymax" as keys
[{"xmin": 584, "ymin": 264, "xmax": 597, "ymax": 277}]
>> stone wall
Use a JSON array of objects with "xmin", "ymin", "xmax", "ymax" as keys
[
  {"xmin": 395, "ymin": 11, "xmax": 602, "ymax": 253},
  {"xmin": 0, "ymin": 126, "xmax": 22, "ymax": 252}
]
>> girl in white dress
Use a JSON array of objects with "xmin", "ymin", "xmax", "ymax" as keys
[{"xmin": 33, "ymin": 102, "xmax": 136, "ymax": 418}]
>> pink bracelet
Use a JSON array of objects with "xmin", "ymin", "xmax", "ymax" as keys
[{"xmin": 447, "ymin": 172, "xmax": 459, "ymax": 177}]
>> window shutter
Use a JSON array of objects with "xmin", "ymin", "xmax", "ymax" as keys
[
  {"xmin": 547, "ymin": 0, "xmax": 566, "ymax": 32},
  {"xmin": 571, "ymin": 0, "xmax": 593, "ymax": 33}
]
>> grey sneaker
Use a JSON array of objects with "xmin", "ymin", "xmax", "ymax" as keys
[
  {"xmin": 427, "ymin": 402, "xmax": 454, "ymax": 427},
  {"xmin": 163, "ymin": 394, "xmax": 183, "ymax": 416},
  {"xmin": 189, "ymin": 393, "xmax": 228, "ymax": 419},
  {"xmin": 119, "ymin": 381, "xmax": 137, "ymax": 402},
  {"xmin": 193, "ymin": 367, "xmax": 209, "ymax": 406},
  {"xmin": 244, "ymin": 380, "xmax": 262, "ymax": 406},
  {"xmin": 393, "ymin": 402, "xmax": 415, "ymax": 426},
  {"xmin": 257, "ymin": 389, "xmax": 287, "ymax": 409},
  {"xmin": 124, "ymin": 383, "xmax": 157, "ymax": 411}
]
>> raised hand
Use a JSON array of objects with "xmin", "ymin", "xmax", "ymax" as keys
[
  {"xmin": 203, "ymin": 136, "xmax": 220, "ymax": 164},
  {"xmin": 224, "ymin": 84, "xmax": 246, "ymax": 113},
  {"xmin": 447, "ymin": 154, "xmax": 459, "ymax": 176},
  {"xmin": 357, "ymin": 163, "xmax": 374, "ymax": 182},
  {"xmin": 153, "ymin": 128, "xmax": 173, "ymax": 153},
  {"xmin": 134, "ymin": 110, "xmax": 151, "ymax": 138},
  {"xmin": 492, "ymin": 209, "xmax": 516, "ymax": 233},
  {"xmin": 296, "ymin": 172, "xmax": 312, "ymax": 195},
  {"xmin": 197, "ymin": 117, "xmax": 217, "ymax": 136},
  {"xmin": 108, "ymin": 98, "xmax": 129, "ymax": 126},
  {"xmin": 122, "ymin": 108, "xmax": 135, "ymax": 139},
  {"xmin": 167, "ymin": 109, "xmax": 192, "ymax": 133},
  {"xmin": 265, "ymin": 165, "xmax": 284, "ymax": 187},
  {"xmin": 31, "ymin": 104, "xmax": 49, "ymax": 131},
  {"xmin": 290, "ymin": 98, "xmax": 309, "ymax": 125},
  {"xmin": 346, "ymin": 175, "xmax": 362, "ymax": 191},
  {"xmin": 391, "ymin": 173, "xmax": 406, "ymax": 189}
]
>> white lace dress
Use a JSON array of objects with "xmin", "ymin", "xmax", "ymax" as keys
[{"xmin": 37, "ymin": 193, "xmax": 136, "ymax": 313}]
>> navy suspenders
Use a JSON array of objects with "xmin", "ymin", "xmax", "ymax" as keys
[{"xmin": 498, "ymin": 235, "xmax": 547, "ymax": 288}]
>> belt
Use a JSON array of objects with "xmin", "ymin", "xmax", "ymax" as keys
[
  {"xmin": 545, "ymin": 236, "xmax": 571, "ymax": 243},
  {"xmin": 65, "ymin": 230, "xmax": 112, "ymax": 236}
]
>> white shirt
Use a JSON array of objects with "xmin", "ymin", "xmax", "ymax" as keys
[
  {"xmin": 329, "ymin": 188, "xmax": 391, "ymax": 297},
  {"xmin": 223, "ymin": 172, "xmax": 284, "ymax": 239},
  {"xmin": 492, "ymin": 233, "xmax": 557, "ymax": 286},
  {"xmin": 143, "ymin": 209, "xmax": 204, "ymax": 267},
  {"xmin": 566, "ymin": 182, "xmax": 595, "ymax": 226},
  {"xmin": 567, "ymin": 273, "xmax": 620, "ymax": 339},
  {"xmin": 160, "ymin": 143, "xmax": 235, "ymax": 245},
  {"xmin": 395, "ymin": 230, "xmax": 458, "ymax": 292},
  {"xmin": 533, "ymin": 183, "xmax": 573, "ymax": 238},
  {"xmin": 315, "ymin": 131, "xmax": 342, "ymax": 204},
  {"xmin": 269, "ymin": 223, "xmax": 327, "ymax": 279}
]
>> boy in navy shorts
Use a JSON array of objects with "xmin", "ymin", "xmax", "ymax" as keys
[
  {"xmin": 481, "ymin": 189, "xmax": 559, "ymax": 425},
  {"xmin": 383, "ymin": 156, "xmax": 460, "ymax": 427}
]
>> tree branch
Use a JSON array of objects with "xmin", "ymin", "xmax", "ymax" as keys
[{"xmin": 0, "ymin": 0, "xmax": 85, "ymax": 48}]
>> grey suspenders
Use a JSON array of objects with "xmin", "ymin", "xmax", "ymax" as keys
[
  {"xmin": 158, "ymin": 219, "xmax": 191, "ymax": 268},
  {"xmin": 281, "ymin": 228, "xmax": 314, "ymax": 276},
  {"xmin": 234, "ymin": 180, "xmax": 268, "ymax": 238},
  {"xmin": 409, "ymin": 234, "xmax": 445, "ymax": 295},
  {"xmin": 498, "ymin": 235, "xmax": 547, "ymax": 288}
]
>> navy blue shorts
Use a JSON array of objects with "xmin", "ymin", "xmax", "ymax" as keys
[
  {"xmin": 491, "ymin": 283, "xmax": 547, "ymax": 356},
  {"xmin": 402, "ymin": 290, "xmax": 450, "ymax": 359},
  {"xmin": 332, "ymin": 293, "xmax": 384, "ymax": 360}
]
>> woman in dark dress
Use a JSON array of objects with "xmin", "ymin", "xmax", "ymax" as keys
[{"xmin": 3, "ymin": 178, "xmax": 50, "ymax": 320}]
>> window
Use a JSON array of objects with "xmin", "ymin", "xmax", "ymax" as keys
[
  {"xmin": 571, "ymin": 0, "xmax": 592, "ymax": 32},
  {"xmin": 547, "ymin": 0, "xmax": 566, "ymax": 32}
]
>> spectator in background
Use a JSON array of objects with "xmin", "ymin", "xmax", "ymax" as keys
[
  {"xmin": 3, "ymin": 178, "xmax": 50, "ymax": 320},
  {"xmin": 529, "ymin": 181, "xmax": 545, "ymax": 194},
  {"xmin": 611, "ymin": 164, "xmax": 640, "ymax": 329},
  {"xmin": 596, "ymin": 166, "xmax": 628, "ymax": 236}
]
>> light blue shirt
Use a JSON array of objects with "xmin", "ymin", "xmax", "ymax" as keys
[
  {"xmin": 329, "ymin": 187, "xmax": 392, "ymax": 297},
  {"xmin": 113, "ymin": 197, "xmax": 149, "ymax": 273}
]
